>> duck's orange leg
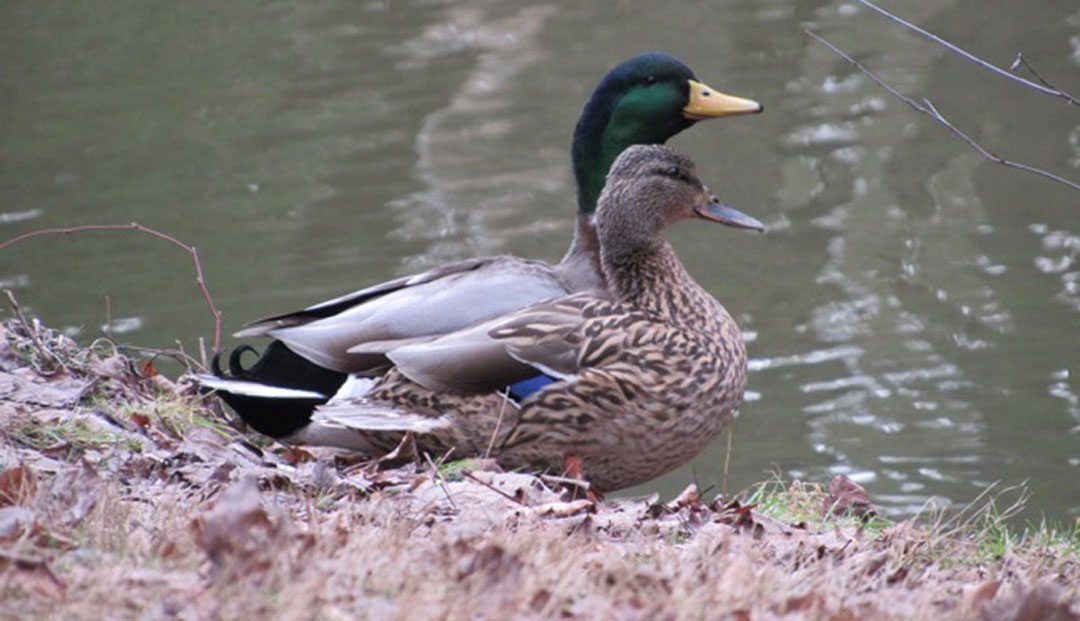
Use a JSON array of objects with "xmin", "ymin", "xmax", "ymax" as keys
[{"xmin": 563, "ymin": 453, "xmax": 604, "ymax": 503}]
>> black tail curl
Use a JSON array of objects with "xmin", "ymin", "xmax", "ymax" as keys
[{"xmin": 211, "ymin": 344, "xmax": 261, "ymax": 380}]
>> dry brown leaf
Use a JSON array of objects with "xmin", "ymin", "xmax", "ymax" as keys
[
  {"xmin": 179, "ymin": 425, "xmax": 232, "ymax": 458},
  {"xmin": 666, "ymin": 483, "xmax": 701, "ymax": 511},
  {"xmin": 964, "ymin": 579, "xmax": 1002, "ymax": 615},
  {"xmin": 139, "ymin": 359, "xmax": 159, "ymax": 378},
  {"xmin": 89, "ymin": 355, "xmax": 130, "ymax": 380},
  {"xmin": 190, "ymin": 476, "xmax": 282, "ymax": 567},
  {"xmin": 526, "ymin": 499, "xmax": 596, "ymax": 519},
  {"xmin": 716, "ymin": 500, "xmax": 766, "ymax": 539},
  {"xmin": 151, "ymin": 373, "xmax": 177, "ymax": 393},
  {"xmin": 0, "ymin": 464, "xmax": 36, "ymax": 506},
  {"xmin": 0, "ymin": 370, "xmax": 91, "ymax": 409},
  {"xmin": 978, "ymin": 582, "xmax": 1080, "ymax": 621},
  {"xmin": 823, "ymin": 474, "xmax": 876, "ymax": 520},
  {"xmin": 48, "ymin": 461, "xmax": 101, "ymax": 527},
  {"xmin": 274, "ymin": 446, "xmax": 315, "ymax": 465},
  {"xmin": 0, "ymin": 506, "xmax": 39, "ymax": 542},
  {"xmin": 0, "ymin": 507, "xmax": 74, "ymax": 549},
  {"xmin": 453, "ymin": 542, "xmax": 523, "ymax": 584},
  {"xmin": 784, "ymin": 591, "xmax": 825, "ymax": 614},
  {"xmin": 0, "ymin": 552, "xmax": 66, "ymax": 599}
]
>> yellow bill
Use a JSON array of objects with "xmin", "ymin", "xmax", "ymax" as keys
[{"xmin": 683, "ymin": 79, "xmax": 763, "ymax": 120}]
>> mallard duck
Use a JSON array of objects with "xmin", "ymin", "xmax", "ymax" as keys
[
  {"xmin": 198, "ymin": 53, "xmax": 762, "ymax": 445},
  {"xmin": 273, "ymin": 144, "xmax": 763, "ymax": 492}
]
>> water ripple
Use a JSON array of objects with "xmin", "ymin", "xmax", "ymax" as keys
[{"xmin": 0, "ymin": 209, "xmax": 43, "ymax": 225}]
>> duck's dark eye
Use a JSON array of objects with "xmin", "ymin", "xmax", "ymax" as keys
[
  {"xmin": 649, "ymin": 164, "xmax": 690, "ymax": 181},
  {"xmin": 641, "ymin": 75, "xmax": 657, "ymax": 86},
  {"xmin": 653, "ymin": 165, "xmax": 687, "ymax": 181}
]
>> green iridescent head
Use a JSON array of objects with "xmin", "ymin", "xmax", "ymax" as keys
[{"xmin": 571, "ymin": 52, "xmax": 762, "ymax": 215}]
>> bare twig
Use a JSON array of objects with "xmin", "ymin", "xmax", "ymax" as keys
[
  {"xmin": 0, "ymin": 222, "xmax": 223, "ymax": 351},
  {"xmin": 721, "ymin": 419, "xmax": 735, "ymax": 497},
  {"xmin": 539, "ymin": 473, "xmax": 591, "ymax": 491},
  {"xmin": 805, "ymin": 30, "xmax": 1080, "ymax": 194},
  {"xmin": 484, "ymin": 390, "xmax": 511, "ymax": 460},
  {"xmin": 423, "ymin": 453, "xmax": 457, "ymax": 512},
  {"xmin": 1009, "ymin": 53, "xmax": 1068, "ymax": 98},
  {"xmin": 461, "ymin": 470, "xmax": 528, "ymax": 505},
  {"xmin": 103, "ymin": 294, "xmax": 113, "ymax": 340},
  {"xmin": 115, "ymin": 344, "xmax": 207, "ymax": 374},
  {"xmin": 855, "ymin": 0, "xmax": 1079, "ymax": 106},
  {"xmin": 4, "ymin": 290, "xmax": 63, "ymax": 374}
]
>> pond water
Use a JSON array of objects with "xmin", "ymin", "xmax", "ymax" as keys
[{"xmin": 3, "ymin": 0, "xmax": 1078, "ymax": 520}]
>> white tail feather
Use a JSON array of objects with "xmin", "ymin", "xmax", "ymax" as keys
[
  {"xmin": 329, "ymin": 375, "xmax": 376, "ymax": 401},
  {"xmin": 313, "ymin": 402, "xmax": 449, "ymax": 434},
  {"xmin": 191, "ymin": 374, "xmax": 327, "ymax": 400}
]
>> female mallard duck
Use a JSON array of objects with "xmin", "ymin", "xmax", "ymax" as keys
[
  {"xmin": 271, "ymin": 144, "xmax": 764, "ymax": 492},
  {"xmin": 198, "ymin": 53, "xmax": 762, "ymax": 445}
]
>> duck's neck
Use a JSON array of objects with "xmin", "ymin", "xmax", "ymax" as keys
[
  {"xmin": 601, "ymin": 240, "xmax": 713, "ymax": 325},
  {"xmin": 571, "ymin": 89, "xmax": 618, "ymax": 219},
  {"xmin": 561, "ymin": 95, "xmax": 692, "ymax": 290},
  {"xmin": 558, "ymin": 215, "xmax": 606, "ymax": 291},
  {"xmin": 558, "ymin": 104, "xmax": 622, "ymax": 291}
]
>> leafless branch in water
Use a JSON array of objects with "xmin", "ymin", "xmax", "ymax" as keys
[
  {"xmin": 1008, "ymin": 53, "xmax": 1077, "ymax": 105},
  {"xmin": 805, "ymin": 30, "xmax": 1080, "ymax": 194},
  {"xmin": 856, "ymin": 0, "xmax": 1079, "ymax": 106},
  {"xmin": 0, "ymin": 222, "xmax": 223, "ymax": 351}
]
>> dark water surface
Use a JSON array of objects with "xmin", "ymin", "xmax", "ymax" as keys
[{"xmin": 3, "ymin": 0, "xmax": 1078, "ymax": 520}]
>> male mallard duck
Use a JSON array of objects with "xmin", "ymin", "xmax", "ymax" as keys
[
  {"xmin": 280, "ymin": 144, "xmax": 763, "ymax": 492},
  {"xmin": 198, "ymin": 53, "xmax": 762, "ymax": 445}
]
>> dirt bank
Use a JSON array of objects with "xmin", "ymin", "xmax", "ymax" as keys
[{"xmin": 1, "ymin": 318, "xmax": 1077, "ymax": 620}]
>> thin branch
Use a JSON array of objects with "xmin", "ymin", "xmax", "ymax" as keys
[
  {"xmin": 484, "ymin": 390, "xmax": 511, "ymax": 460},
  {"xmin": 539, "ymin": 473, "xmax": 591, "ymax": 491},
  {"xmin": 423, "ymin": 452, "xmax": 458, "ymax": 512},
  {"xmin": 805, "ymin": 29, "xmax": 1080, "ymax": 194},
  {"xmin": 721, "ymin": 418, "xmax": 735, "ymax": 497},
  {"xmin": 0, "ymin": 222, "xmax": 222, "ymax": 352},
  {"xmin": 461, "ymin": 470, "xmax": 528, "ymax": 505},
  {"xmin": 855, "ymin": 0, "xmax": 1079, "ymax": 106},
  {"xmin": 1009, "ymin": 54, "xmax": 1058, "ymax": 93},
  {"xmin": 4, "ymin": 290, "xmax": 63, "ymax": 375}
]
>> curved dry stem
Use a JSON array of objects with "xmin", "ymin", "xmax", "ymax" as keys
[
  {"xmin": 805, "ymin": 30, "xmax": 1080, "ymax": 195},
  {"xmin": 0, "ymin": 222, "xmax": 222, "ymax": 352},
  {"xmin": 856, "ymin": 0, "xmax": 1079, "ymax": 106}
]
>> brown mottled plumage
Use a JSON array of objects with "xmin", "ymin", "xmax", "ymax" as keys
[{"xmin": 312, "ymin": 145, "xmax": 763, "ymax": 492}]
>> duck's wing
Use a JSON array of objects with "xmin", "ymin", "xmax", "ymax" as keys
[
  {"xmin": 385, "ymin": 292, "xmax": 604, "ymax": 394},
  {"xmin": 234, "ymin": 256, "xmax": 570, "ymax": 375},
  {"xmin": 486, "ymin": 294, "xmax": 598, "ymax": 379}
]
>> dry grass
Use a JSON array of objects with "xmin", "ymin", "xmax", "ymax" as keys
[{"xmin": 1, "ymin": 318, "xmax": 1078, "ymax": 620}]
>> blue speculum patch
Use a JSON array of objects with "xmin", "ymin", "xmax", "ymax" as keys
[{"xmin": 508, "ymin": 374, "xmax": 557, "ymax": 400}]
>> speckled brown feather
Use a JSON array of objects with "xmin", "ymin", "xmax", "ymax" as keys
[{"xmin": 312, "ymin": 145, "xmax": 754, "ymax": 492}]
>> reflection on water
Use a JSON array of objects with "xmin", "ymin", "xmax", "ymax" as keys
[
  {"xmin": 2, "ymin": 0, "xmax": 1078, "ymax": 520},
  {"xmin": 387, "ymin": 2, "xmax": 563, "ymax": 270}
]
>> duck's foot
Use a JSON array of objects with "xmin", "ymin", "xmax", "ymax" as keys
[{"xmin": 561, "ymin": 454, "xmax": 604, "ymax": 503}]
